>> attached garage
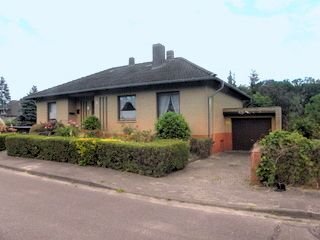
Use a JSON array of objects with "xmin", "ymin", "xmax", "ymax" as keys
[
  {"xmin": 223, "ymin": 107, "xmax": 282, "ymax": 151},
  {"xmin": 231, "ymin": 118, "xmax": 271, "ymax": 150}
]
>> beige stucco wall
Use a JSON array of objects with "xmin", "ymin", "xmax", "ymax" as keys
[
  {"xmin": 36, "ymin": 101, "xmax": 47, "ymax": 124},
  {"xmin": 36, "ymin": 99, "xmax": 69, "ymax": 124},
  {"xmin": 274, "ymin": 107, "xmax": 282, "ymax": 130},
  {"xmin": 56, "ymin": 99, "xmax": 69, "ymax": 124},
  {"xmin": 101, "ymin": 86, "xmax": 211, "ymax": 136},
  {"xmin": 105, "ymin": 92, "xmax": 153, "ymax": 134},
  {"xmin": 181, "ymin": 87, "xmax": 211, "ymax": 136},
  {"xmin": 213, "ymin": 92, "xmax": 243, "ymax": 134}
]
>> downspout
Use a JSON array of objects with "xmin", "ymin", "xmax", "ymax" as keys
[{"xmin": 208, "ymin": 76, "xmax": 225, "ymax": 139}]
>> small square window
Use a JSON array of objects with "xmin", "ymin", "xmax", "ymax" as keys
[
  {"xmin": 157, "ymin": 92, "xmax": 180, "ymax": 117},
  {"xmin": 48, "ymin": 102, "xmax": 57, "ymax": 121},
  {"xmin": 118, "ymin": 95, "xmax": 136, "ymax": 121}
]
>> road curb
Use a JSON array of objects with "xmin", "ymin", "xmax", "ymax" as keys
[{"xmin": 1, "ymin": 163, "xmax": 319, "ymax": 221}]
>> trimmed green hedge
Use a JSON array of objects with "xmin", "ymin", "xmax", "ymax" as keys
[
  {"xmin": 0, "ymin": 133, "xmax": 16, "ymax": 151},
  {"xmin": 5, "ymin": 135, "xmax": 189, "ymax": 177},
  {"xmin": 190, "ymin": 138, "xmax": 213, "ymax": 158}
]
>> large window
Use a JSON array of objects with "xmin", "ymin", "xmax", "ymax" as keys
[
  {"xmin": 48, "ymin": 102, "xmax": 57, "ymax": 121},
  {"xmin": 157, "ymin": 92, "xmax": 180, "ymax": 117},
  {"xmin": 118, "ymin": 95, "xmax": 136, "ymax": 121}
]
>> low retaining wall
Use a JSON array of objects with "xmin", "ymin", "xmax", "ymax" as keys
[{"xmin": 250, "ymin": 144, "xmax": 261, "ymax": 185}]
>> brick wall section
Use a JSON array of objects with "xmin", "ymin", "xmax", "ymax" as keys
[
  {"xmin": 213, "ymin": 132, "xmax": 232, "ymax": 153},
  {"xmin": 250, "ymin": 144, "xmax": 261, "ymax": 185}
]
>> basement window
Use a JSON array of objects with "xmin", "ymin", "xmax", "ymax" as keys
[{"xmin": 118, "ymin": 95, "xmax": 136, "ymax": 121}]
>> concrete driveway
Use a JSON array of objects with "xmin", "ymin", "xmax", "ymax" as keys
[{"xmin": 0, "ymin": 151, "xmax": 319, "ymax": 219}]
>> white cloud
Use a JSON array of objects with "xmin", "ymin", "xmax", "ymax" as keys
[
  {"xmin": 254, "ymin": 0, "xmax": 295, "ymax": 11},
  {"xmin": 225, "ymin": 0, "xmax": 246, "ymax": 9}
]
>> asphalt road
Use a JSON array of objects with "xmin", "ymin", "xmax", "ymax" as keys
[{"xmin": 0, "ymin": 168, "xmax": 319, "ymax": 240}]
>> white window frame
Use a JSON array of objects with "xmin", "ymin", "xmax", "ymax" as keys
[
  {"xmin": 157, "ymin": 91, "xmax": 180, "ymax": 117},
  {"xmin": 48, "ymin": 102, "xmax": 57, "ymax": 121},
  {"xmin": 118, "ymin": 95, "xmax": 136, "ymax": 121}
]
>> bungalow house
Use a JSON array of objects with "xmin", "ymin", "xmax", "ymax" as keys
[{"xmin": 29, "ymin": 43, "xmax": 281, "ymax": 152}]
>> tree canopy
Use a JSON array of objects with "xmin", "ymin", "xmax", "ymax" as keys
[
  {"xmin": 227, "ymin": 71, "xmax": 236, "ymax": 87},
  {"xmin": 249, "ymin": 70, "xmax": 259, "ymax": 94},
  {"xmin": 17, "ymin": 86, "xmax": 38, "ymax": 126},
  {"xmin": 0, "ymin": 76, "xmax": 11, "ymax": 114},
  {"xmin": 238, "ymin": 72, "xmax": 320, "ymax": 131},
  {"xmin": 305, "ymin": 94, "xmax": 320, "ymax": 123}
]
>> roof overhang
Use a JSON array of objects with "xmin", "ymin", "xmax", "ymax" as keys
[
  {"xmin": 27, "ymin": 77, "xmax": 251, "ymax": 101},
  {"xmin": 223, "ymin": 107, "xmax": 281, "ymax": 117}
]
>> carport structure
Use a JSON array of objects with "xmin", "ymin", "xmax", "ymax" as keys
[{"xmin": 221, "ymin": 107, "xmax": 282, "ymax": 151}]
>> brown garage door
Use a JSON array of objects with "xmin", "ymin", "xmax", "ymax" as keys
[{"xmin": 232, "ymin": 118, "xmax": 272, "ymax": 150}]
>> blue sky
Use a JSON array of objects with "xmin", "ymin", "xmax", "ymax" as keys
[{"xmin": 1, "ymin": 0, "xmax": 320, "ymax": 100}]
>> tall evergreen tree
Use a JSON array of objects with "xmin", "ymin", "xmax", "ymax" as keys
[
  {"xmin": 17, "ymin": 86, "xmax": 38, "ymax": 126},
  {"xmin": 249, "ymin": 70, "xmax": 259, "ymax": 94},
  {"xmin": 0, "ymin": 76, "xmax": 11, "ymax": 114},
  {"xmin": 227, "ymin": 71, "xmax": 236, "ymax": 86}
]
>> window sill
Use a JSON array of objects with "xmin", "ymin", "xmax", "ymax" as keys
[{"xmin": 118, "ymin": 120, "xmax": 137, "ymax": 123}]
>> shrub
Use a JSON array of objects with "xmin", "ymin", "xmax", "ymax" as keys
[
  {"xmin": 5, "ymin": 135, "xmax": 189, "ymax": 177},
  {"xmin": 257, "ymin": 131, "xmax": 314, "ymax": 186},
  {"xmin": 5, "ymin": 119, "xmax": 17, "ymax": 126},
  {"xmin": 190, "ymin": 138, "xmax": 212, "ymax": 158},
  {"xmin": 82, "ymin": 116, "xmax": 101, "ymax": 130},
  {"xmin": 0, "ymin": 124, "xmax": 7, "ymax": 133},
  {"xmin": 122, "ymin": 125, "xmax": 155, "ymax": 142},
  {"xmin": 55, "ymin": 126, "xmax": 79, "ymax": 137},
  {"xmin": 256, "ymin": 155, "xmax": 276, "ymax": 186},
  {"xmin": 75, "ymin": 138, "xmax": 98, "ymax": 166},
  {"xmin": 54, "ymin": 120, "xmax": 80, "ymax": 137},
  {"xmin": 291, "ymin": 118, "xmax": 314, "ymax": 139},
  {"xmin": 155, "ymin": 112, "xmax": 191, "ymax": 140},
  {"xmin": 79, "ymin": 130, "xmax": 102, "ymax": 138},
  {"xmin": 310, "ymin": 140, "xmax": 320, "ymax": 186},
  {"xmin": 44, "ymin": 121, "xmax": 63, "ymax": 132},
  {"xmin": 0, "ymin": 133, "xmax": 16, "ymax": 151},
  {"xmin": 30, "ymin": 121, "xmax": 64, "ymax": 135},
  {"xmin": 30, "ymin": 123, "xmax": 46, "ymax": 134},
  {"xmin": 291, "ymin": 117, "xmax": 320, "ymax": 139}
]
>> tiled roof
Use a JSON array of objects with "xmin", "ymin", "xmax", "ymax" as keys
[{"xmin": 29, "ymin": 57, "xmax": 249, "ymax": 100}]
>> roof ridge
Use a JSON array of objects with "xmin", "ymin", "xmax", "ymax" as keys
[
  {"xmin": 107, "ymin": 61, "xmax": 152, "ymax": 71},
  {"xmin": 176, "ymin": 57, "xmax": 213, "ymax": 76},
  {"xmin": 80, "ymin": 61, "xmax": 152, "ymax": 78}
]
